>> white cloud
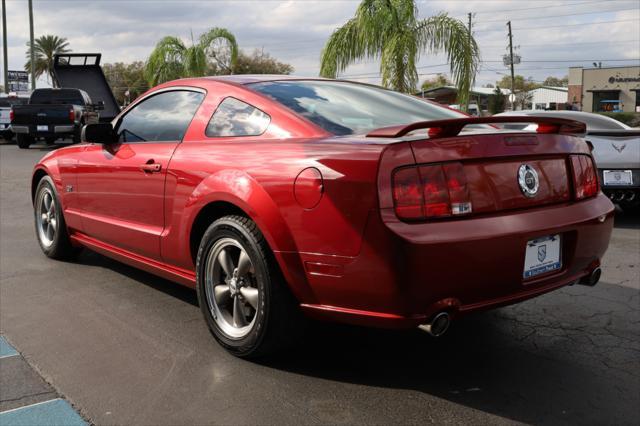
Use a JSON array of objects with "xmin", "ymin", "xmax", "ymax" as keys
[{"xmin": 2, "ymin": 0, "xmax": 638, "ymax": 89}]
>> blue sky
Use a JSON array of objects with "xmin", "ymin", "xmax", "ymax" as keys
[{"xmin": 2, "ymin": 0, "xmax": 639, "ymax": 89}]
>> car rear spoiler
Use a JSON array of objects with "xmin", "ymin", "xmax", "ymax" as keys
[{"xmin": 366, "ymin": 116, "xmax": 587, "ymax": 139}]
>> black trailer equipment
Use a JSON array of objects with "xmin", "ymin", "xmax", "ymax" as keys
[{"xmin": 53, "ymin": 53, "xmax": 120, "ymax": 122}]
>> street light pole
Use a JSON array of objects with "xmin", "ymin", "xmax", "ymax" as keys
[
  {"xmin": 28, "ymin": 0, "xmax": 35, "ymax": 90},
  {"xmin": 2, "ymin": 0, "xmax": 8, "ymax": 93}
]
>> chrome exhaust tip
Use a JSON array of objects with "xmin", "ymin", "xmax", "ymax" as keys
[
  {"xmin": 615, "ymin": 191, "xmax": 625, "ymax": 202},
  {"xmin": 418, "ymin": 312, "xmax": 451, "ymax": 337},
  {"xmin": 625, "ymin": 191, "xmax": 636, "ymax": 202},
  {"xmin": 579, "ymin": 267, "xmax": 601, "ymax": 287}
]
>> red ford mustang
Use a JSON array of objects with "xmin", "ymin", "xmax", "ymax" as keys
[{"xmin": 32, "ymin": 76, "xmax": 614, "ymax": 357}]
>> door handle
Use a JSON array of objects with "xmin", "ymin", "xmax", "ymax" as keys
[{"xmin": 140, "ymin": 160, "xmax": 161, "ymax": 173}]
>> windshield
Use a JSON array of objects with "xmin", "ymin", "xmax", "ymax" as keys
[{"xmin": 249, "ymin": 80, "xmax": 464, "ymax": 135}]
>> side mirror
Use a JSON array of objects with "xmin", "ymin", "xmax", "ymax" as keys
[{"xmin": 82, "ymin": 123, "xmax": 117, "ymax": 145}]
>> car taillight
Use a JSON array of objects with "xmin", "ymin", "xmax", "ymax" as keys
[
  {"xmin": 9, "ymin": 109, "xmax": 14, "ymax": 122},
  {"xmin": 392, "ymin": 162, "xmax": 472, "ymax": 220},
  {"xmin": 392, "ymin": 167, "xmax": 423, "ymax": 219},
  {"xmin": 570, "ymin": 154, "xmax": 599, "ymax": 200},
  {"xmin": 69, "ymin": 109, "xmax": 75, "ymax": 121}
]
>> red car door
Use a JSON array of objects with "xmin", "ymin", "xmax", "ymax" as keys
[{"xmin": 76, "ymin": 89, "xmax": 205, "ymax": 260}]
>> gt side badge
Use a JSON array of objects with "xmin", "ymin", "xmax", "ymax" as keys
[{"xmin": 65, "ymin": 185, "xmax": 74, "ymax": 192}]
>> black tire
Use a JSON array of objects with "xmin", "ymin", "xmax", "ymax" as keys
[
  {"xmin": 33, "ymin": 176, "xmax": 76, "ymax": 260},
  {"xmin": 45, "ymin": 136, "xmax": 56, "ymax": 145},
  {"xmin": 17, "ymin": 134, "xmax": 33, "ymax": 149},
  {"xmin": 196, "ymin": 215, "xmax": 304, "ymax": 358},
  {"xmin": 2, "ymin": 132, "xmax": 14, "ymax": 142}
]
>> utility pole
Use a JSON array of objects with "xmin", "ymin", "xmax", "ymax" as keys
[
  {"xmin": 507, "ymin": 21, "xmax": 515, "ymax": 111},
  {"xmin": 2, "ymin": 0, "xmax": 8, "ymax": 93},
  {"xmin": 28, "ymin": 0, "xmax": 35, "ymax": 90},
  {"xmin": 466, "ymin": 12, "xmax": 472, "ymax": 112}
]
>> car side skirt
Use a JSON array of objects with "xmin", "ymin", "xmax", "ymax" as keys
[{"xmin": 70, "ymin": 232, "xmax": 196, "ymax": 288}]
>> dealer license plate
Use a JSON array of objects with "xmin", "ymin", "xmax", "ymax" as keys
[
  {"xmin": 603, "ymin": 170, "xmax": 633, "ymax": 186},
  {"xmin": 37, "ymin": 125, "xmax": 49, "ymax": 132},
  {"xmin": 523, "ymin": 234, "xmax": 561, "ymax": 279}
]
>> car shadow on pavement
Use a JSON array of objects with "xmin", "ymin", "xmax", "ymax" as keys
[
  {"xmin": 258, "ymin": 285, "xmax": 639, "ymax": 425},
  {"xmin": 65, "ymin": 211, "xmax": 638, "ymax": 425},
  {"xmin": 74, "ymin": 250, "xmax": 199, "ymax": 307}
]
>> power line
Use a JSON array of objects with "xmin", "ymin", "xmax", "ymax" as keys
[
  {"xmin": 481, "ymin": 39, "xmax": 639, "ymax": 48},
  {"xmin": 467, "ymin": 0, "xmax": 601, "ymax": 15},
  {"xmin": 475, "ymin": 18, "xmax": 638, "ymax": 33},
  {"xmin": 482, "ymin": 59, "xmax": 640, "ymax": 63},
  {"xmin": 258, "ymin": 9, "xmax": 639, "ymax": 52},
  {"xmin": 475, "ymin": 6, "xmax": 638, "ymax": 24}
]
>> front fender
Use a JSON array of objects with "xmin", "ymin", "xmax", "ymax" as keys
[{"xmin": 32, "ymin": 160, "xmax": 61, "ymax": 202}]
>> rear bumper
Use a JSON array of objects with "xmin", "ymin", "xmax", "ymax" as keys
[
  {"xmin": 299, "ymin": 193, "xmax": 615, "ymax": 328},
  {"xmin": 598, "ymin": 169, "xmax": 640, "ymax": 204},
  {"xmin": 11, "ymin": 125, "xmax": 75, "ymax": 135}
]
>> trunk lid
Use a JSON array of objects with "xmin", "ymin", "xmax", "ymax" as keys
[
  {"xmin": 409, "ymin": 133, "xmax": 575, "ymax": 212},
  {"xmin": 374, "ymin": 116, "xmax": 593, "ymax": 217}
]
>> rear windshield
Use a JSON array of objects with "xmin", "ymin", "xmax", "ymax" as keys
[
  {"xmin": 249, "ymin": 80, "xmax": 464, "ymax": 135},
  {"xmin": 30, "ymin": 89, "xmax": 85, "ymax": 106}
]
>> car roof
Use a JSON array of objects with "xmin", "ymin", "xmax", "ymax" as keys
[{"xmin": 201, "ymin": 74, "xmax": 330, "ymax": 85}]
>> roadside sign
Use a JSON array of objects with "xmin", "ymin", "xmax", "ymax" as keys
[{"xmin": 7, "ymin": 70, "xmax": 29, "ymax": 92}]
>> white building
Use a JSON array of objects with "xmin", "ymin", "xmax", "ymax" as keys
[{"xmin": 528, "ymin": 86, "xmax": 568, "ymax": 110}]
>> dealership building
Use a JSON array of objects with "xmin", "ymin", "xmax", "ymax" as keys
[{"xmin": 568, "ymin": 65, "xmax": 640, "ymax": 112}]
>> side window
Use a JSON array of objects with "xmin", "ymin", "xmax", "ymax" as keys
[
  {"xmin": 116, "ymin": 90, "xmax": 204, "ymax": 142},
  {"xmin": 206, "ymin": 97, "xmax": 270, "ymax": 137}
]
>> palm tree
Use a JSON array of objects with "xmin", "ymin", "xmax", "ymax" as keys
[
  {"xmin": 25, "ymin": 35, "xmax": 71, "ymax": 87},
  {"xmin": 145, "ymin": 28, "xmax": 239, "ymax": 86},
  {"xmin": 320, "ymin": 0, "xmax": 479, "ymax": 104}
]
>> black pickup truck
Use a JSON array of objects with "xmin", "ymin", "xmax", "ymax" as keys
[{"xmin": 10, "ymin": 88, "xmax": 92, "ymax": 148}]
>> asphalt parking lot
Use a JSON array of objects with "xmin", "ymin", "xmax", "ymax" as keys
[{"xmin": 1, "ymin": 141, "xmax": 638, "ymax": 425}]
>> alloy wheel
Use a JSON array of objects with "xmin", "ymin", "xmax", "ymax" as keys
[
  {"xmin": 204, "ymin": 238, "xmax": 260, "ymax": 339},
  {"xmin": 36, "ymin": 188, "xmax": 57, "ymax": 248}
]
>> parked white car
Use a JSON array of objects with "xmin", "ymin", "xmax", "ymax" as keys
[
  {"xmin": 0, "ymin": 94, "xmax": 29, "ymax": 141},
  {"xmin": 496, "ymin": 110, "xmax": 639, "ymax": 210}
]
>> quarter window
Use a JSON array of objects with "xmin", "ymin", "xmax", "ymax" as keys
[
  {"xmin": 206, "ymin": 97, "xmax": 270, "ymax": 137},
  {"xmin": 116, "ymin": 90, "xmax": 204, "ymax": 142}
]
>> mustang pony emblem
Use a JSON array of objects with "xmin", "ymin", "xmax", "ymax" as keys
[
  {"xmin": 538, "ymin": 245, "xmax": 547, "ymax": 262},
  {"xmin": 612, "ymin": 143, "xmax": 626, "ymax": 153}
]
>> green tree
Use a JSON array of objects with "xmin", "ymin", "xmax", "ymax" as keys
[
  {"xmin": 497, "ymin": 75, "xmax": 539, "ymax": 93},
  {"xmin": 24, "ymin": 35, "xmax": 71, "ymax": 86},
  {"xmin": 103, "ymin": 62, "xmax": 149, "ymax": 106},
  {"xmin": 488, "ymin": 86, "xmax": 506, "ymax": 114},
  {"xmin": 232, "ymin": 49, "xmax": 294, "ymax": 75},
  {"xmin": 542, "ymin": 75, "xmax": 568, "ymax": 87},
  {"xmin": 145, "ymin": 28, "xmax": 239, "ymax": 86},
  {"xmin": 496, "ymin": 75, "xmax": 539, "ymax": 109},
  {"xmin": 420, "ymin": 74, "xmax": 451, "ymax": 91},
  {"xmin": 319, "ymin": 0, "xmax": 479, "ymax": 102}
]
